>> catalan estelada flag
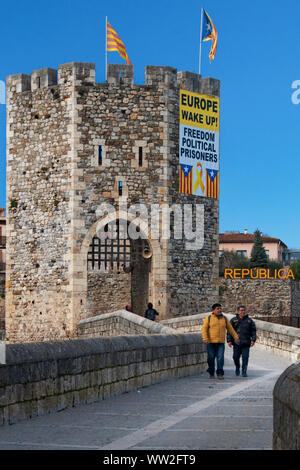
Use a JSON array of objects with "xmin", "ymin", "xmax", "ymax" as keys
[
  {"xmin": 107, "ymin": 21, "xmax": 131, "ymax": 65},
  {"xmin": 202, "ymin": 10, "xmax": 217, "ymax": 62},
  {"xmin": 179, "ymin": 164, "xmax": 193, "ymax": 194},
  {"xmin": 206, "ymin": 169, "xmax": 219, "ymax": 199}
]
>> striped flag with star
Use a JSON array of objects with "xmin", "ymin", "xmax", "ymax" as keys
[
  {"xmin": 179, "ymin": 164, "xmax": 193, "ymax": 194},
  {"xmin": 206, "ymin": 169, "xmax": 219, "ymax": 199},
  {"xmin": 202, "ymin": 9, "xmax": 217, "ymax": 62},
  {"xmin": 106, "ymin": 20, "xmax": 131, "ymax": 65}
]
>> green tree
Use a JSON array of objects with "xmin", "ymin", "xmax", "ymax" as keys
[
  {"xmin": 219, "ymin": 250, "xmax": 250, "ymax": 276},
  {"xmin": 266, "ymin": 259, "xmax": 283, "ymax": 276},
  {"xmin": 250, "ymin": 229, "xmax": 268, "ymax": 268},
  {"xmin": 290, "ymin": 259, "xmax": 300, "ymax": 280}
]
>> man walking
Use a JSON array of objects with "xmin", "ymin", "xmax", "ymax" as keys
[
  {"xmin": 202, "ymin": 303, "xmax": 239, "ymax": 380},
  {"xmin": 227, "ymin": 305, "xmax": 256, "ymax": 377}
]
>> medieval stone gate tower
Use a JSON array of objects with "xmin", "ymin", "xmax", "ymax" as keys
[{"xmin": 6, "ymin": 62, "xmax": 220, "ymax": 343}]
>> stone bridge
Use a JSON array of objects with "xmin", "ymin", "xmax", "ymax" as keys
[{"xmin": 0, "ymin": 312, "xmax": 299, "ymax": 450}]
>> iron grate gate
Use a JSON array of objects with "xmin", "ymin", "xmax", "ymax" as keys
[{"xmin": 87, "ymin": 221, "xmax": 131, "ymax": 271}]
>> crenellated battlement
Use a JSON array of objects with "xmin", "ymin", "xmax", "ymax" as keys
[
  {"xmin": 107, "ymin": 64, "xmax": 134, "ymax": 86},
  {"xmin": 6, "ymin": 62, "xmax": 220, "ymax": 96},
  {"xmin": 31, "ymin": 68, "xmax": 57, "ymax": 91}
]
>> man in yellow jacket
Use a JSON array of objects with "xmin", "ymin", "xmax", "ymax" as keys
[{"xmin": 202, "ymin": 303, "xmax": 239, "ymax": 380}]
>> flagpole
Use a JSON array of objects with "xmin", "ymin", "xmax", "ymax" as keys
[
  {"xmin": 199, "ymin": 8, "xmax": 203, "ymax": 75},
  {"xmin": 105, "ymin": 16, "xmax": 108, "ymax": 81}
]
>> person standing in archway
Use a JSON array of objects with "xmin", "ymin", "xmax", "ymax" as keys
[{"xmin": 144, "ymin": 303, "xmax": 159, "ymax": 321}]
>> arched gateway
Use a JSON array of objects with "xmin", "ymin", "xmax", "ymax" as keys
[{"xmin": 80, "ymin": 213, "xmax": 160, "ymax": 320}]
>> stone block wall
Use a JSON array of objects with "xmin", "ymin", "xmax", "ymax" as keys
[
  {"xmin": 77, "ymin": 310, "xmax": 176, "ymax": 338},
  {"xmin": 273, "ymin": 360, "xmax": 300, "ymax": 449},
  {"xmin": 252, "ymin": 320, "xmax": 300, "ymax": 360},
  {"xmin": 87, "ymin": 271, "xmax": 131, "ymax": 317},
  {"xmin": 161, "ymin": 312, "xmax": 209, "ymax": 333},
  {"xmin": 0, "ymin": 333, "xmax": 206, "ymax": 425},
  {"xmin": 6, "ymin": 67, "xmax": 74, "ymax": 343},
  {"xmin": 219, "ymin": 279, "xmax": 300, "ymax": 317},
  {"xmin": 291, "ymin": 281, "xmax": 300, "ymax": 316}
]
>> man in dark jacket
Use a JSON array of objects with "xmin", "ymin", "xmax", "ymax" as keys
[
  {"xmin": 144, "ymin": 303, "xmax": 159, "ymax": 321},
  {"xmin": 227, "ymin": 305, "xmax": 256, "ymax": 377}
]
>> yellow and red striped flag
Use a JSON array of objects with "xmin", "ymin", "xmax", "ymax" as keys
[
  {"xmin": 179, "ymin": 164, "xmax": 193, "ymax": 194},
  {"xmin": 202, "ymin": 10, "xmax": 217, "ymax": 62},
  {"xmin": 106, "ymin": 21, "xmax": 131, "ymax": 65},
  {"xmin": 206, "ymin": 169, "xmax": 219, "ymax": 199}
]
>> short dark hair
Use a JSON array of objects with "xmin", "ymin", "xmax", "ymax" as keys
[
  {"xmin": 237, "ymin": 305, "xmax": 246, "ymax": 311},
  {"xmin": 148, "ymin": 302, "xmax": 153, "ymax": 309},
  {"xmin": 212, "ymin": 303, "xmax": 222, "ymax": 310}
]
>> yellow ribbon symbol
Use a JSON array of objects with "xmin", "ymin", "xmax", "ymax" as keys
[{"xmin": 194, "ymin": 162, "xmax": 205, "ymax": 193}]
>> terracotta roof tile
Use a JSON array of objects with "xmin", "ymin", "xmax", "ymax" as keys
[{"xmin": 219, "ymin": 233, "xmax": 287, "ymax": 247}]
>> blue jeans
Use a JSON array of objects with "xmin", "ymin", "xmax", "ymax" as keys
[
  {"xmin": 233, "ymin": 344, "xmax": 250, "ymax": 372},
  {"xmin": 206, "ymin": 343, "xmax": 225, "ymax": 376}
]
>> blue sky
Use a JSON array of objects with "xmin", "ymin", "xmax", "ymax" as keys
[{"xmin": 0, "ymin": 0, "xmax": 299, "ymax": 247}]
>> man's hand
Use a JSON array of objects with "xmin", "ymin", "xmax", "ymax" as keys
[
  {"xmin": 203, "ymin": 340, "xmax": 208, "ymax": 344},
  {"xmin": 228, "ymin": 342, "xmax": 232, "ymax": 348},
  {"xmin": 235, "ymin": 339, "xmax": 240, "ymax": 344},
  {"xmin": 250, "ymin": 341, "xmax": 255, "ymax": 347}
]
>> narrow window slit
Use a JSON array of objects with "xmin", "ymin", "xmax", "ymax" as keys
[
  {"xmin": 139, "ymin": 147, "xmax": 143, "ymax": 167},
  {"xmin": 98, "ymin": 145, "xmax": 103, "ymax": 166},
  {"xmin": 118, "ymin": 181, "xmax": 123, "ymax": 196}
]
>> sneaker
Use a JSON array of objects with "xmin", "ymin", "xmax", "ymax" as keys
[
  {"xmin": 209, "ymin": 375, "xmax": 215, "ymax": 379},
  {"xmin": 242, "ymin": 372, "xmax": 248, "ymax": 377},
  {"xmin": 235, "ymin": 369, "xmax": 240, "ymax": 376},
  {"xmin": 217, "ymin": 376, "xmax": 224, "ymax": 380}
]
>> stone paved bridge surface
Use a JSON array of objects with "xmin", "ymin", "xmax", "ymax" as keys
[{"xmin": 0, "ymin": 345, "xmax": 292, "ymax": 450}]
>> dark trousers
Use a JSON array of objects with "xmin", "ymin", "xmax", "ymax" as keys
[
  {"xmin": 206, "ymin": 343, "xmax": 225, "ymax": 376},
  {"xmin": 233, "ymin": 344, "xmax": 250, "ymax": 372}
]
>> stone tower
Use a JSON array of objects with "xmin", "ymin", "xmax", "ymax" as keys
[{"xmin": 6, "ymin": 62, "xmax": 220, "ymax": 343}]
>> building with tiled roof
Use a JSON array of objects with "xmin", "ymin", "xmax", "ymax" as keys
[{"xmin": 219, "ymin": 230, "xmax": 287, "ymax": 263}]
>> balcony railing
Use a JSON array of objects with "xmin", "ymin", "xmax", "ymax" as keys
[
  {"xmin": 0, "ymin": 236, "xmax": 6, "ymax": 247},
  {"xmin": 0, "ymin": 262, "xmax": 5, "ymax": 272}
]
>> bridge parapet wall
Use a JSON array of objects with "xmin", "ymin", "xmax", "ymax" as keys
[
  {"xmin": 161, "ymin": 314, "xmax": 300, "ymax": 361},
  {"xmin": 0, "ymin": 333, "xmax": 205, "ymax": 426},
  {"xmin": 273, "ymin": 360, "xmax": 300, "ymax": 449},
  {"xmin": 77, "ymin": 310, "xmax": 176, "ymax": 338}
]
